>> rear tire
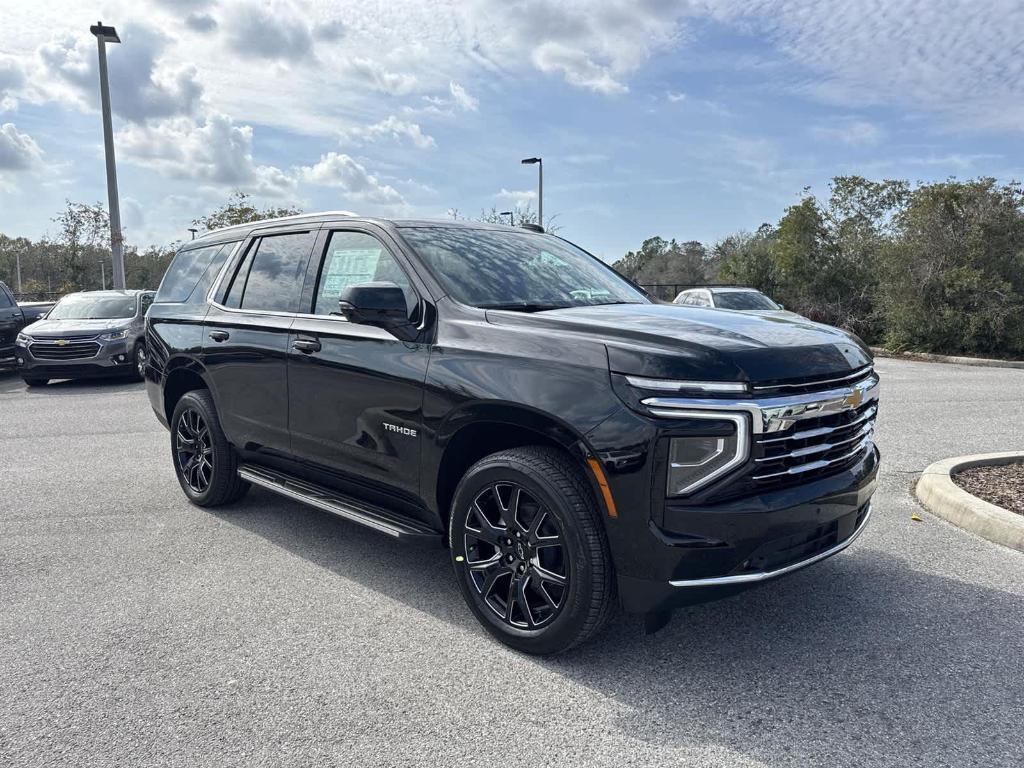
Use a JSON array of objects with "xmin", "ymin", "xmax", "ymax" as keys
[
  {"xmin": 449, "ymin": 446, "xmax": 616, "ymax": 655},
  {"xmin": 170, "ymin": 389, "xmax": 249, "ymax": 507},
  {"xmin": 22, "ymin": 377, "xmax": 48, "ymax": 387}
]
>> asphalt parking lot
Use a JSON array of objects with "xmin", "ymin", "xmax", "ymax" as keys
[{"xmin": 1, "ymin": 358, "xmax": 1022, "ymax": 767}]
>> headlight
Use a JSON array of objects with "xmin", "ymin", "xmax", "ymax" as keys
[
  {"xmin": 666, "ymin": 412, "xmax": 749, "ymax": 496},
  {"xmin": 101, "ymin": 328, "xmax": 130, "ymax": 341},
  {"xmin": 15, "ymin": 332, "xmax": 32, "ymax": 346}
]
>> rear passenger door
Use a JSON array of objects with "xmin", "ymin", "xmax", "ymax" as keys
[
  {"xmin": 286, "ymin": 227, "xmax": 430, "ymax": 504},
  {"xmin": 203, "ymin": 228, "xmax": 317, "ymax": 455}
]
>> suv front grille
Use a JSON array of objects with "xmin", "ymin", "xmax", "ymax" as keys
[
  {"xmin": 30, "ymin": 341, "xmax": 101, "ymax": 360},
  {"xmin": 750, "ymin": 400, "xmax": 876, "ymax": 490}
]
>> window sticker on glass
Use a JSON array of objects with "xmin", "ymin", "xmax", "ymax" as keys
[{"xmin": 322, "ymin": 248, "xmax": 383, "ymax": 294}]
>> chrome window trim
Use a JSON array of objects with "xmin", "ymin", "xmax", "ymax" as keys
[
  {"xmin": 668, "ymin": 503, "xmax": 872, "ymax": 587},
  {"xmin": 664, "ymin": 411, "xmax": 750, "ymax": 496},
  {"xmin": 642, "ymin": 373, "xmax": 879, "ymax": 435}
]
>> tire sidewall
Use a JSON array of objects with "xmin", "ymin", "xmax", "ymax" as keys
[
  {"xmin": 449, "ymin": 457, "xmax": 600, "ymax": 654},
  {"xmin": 133, "ymin": 343, "xmax": 147, "ymax": 381}
]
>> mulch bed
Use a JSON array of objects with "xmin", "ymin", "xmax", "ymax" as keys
[{"xmin": 952, "ymin": 462, "xmax": 1024, "ymax": 515}]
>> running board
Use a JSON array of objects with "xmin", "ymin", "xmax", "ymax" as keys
[{"xmin": 238, "ymin": 464, "xmax": 442, "ymax": 545}]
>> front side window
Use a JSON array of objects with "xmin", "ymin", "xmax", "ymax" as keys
[
  {"xmin": 312, "ymin": 231, "xmax": 417, "ymax": 318},
  {"xmin": 399, "ymin": 227, "xmax": 647, "ymax": 311},
  {"xmin": 0, "ymin": 287, "xmax": 12, "ymax": 308},
  {"xmin": 48, "ymin": 295, "xmax": 137, "ymax": 320},
  {"xmin": 222, "ymin": 232, "xmax": 315, "ymax": 313}
]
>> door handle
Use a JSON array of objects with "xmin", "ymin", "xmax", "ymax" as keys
[
  {"xmin": 292, "ymin": 338, "xmax": 321, "ymax": 354},
  {"xmin": 209, "ymin": 330, "xmax": 230, "ymax": 342}
]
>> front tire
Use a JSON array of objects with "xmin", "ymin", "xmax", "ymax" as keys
[
  {"xmin": 170, "ymin": 389, "xmax": 249, "ymax": 507},
  {"xmin": 132, "ymin": 342, "xmax": 147, "ymax": 381},
  {"xmin": 449, "ymin": 446, "xmax": 615, "ymax": 654}
]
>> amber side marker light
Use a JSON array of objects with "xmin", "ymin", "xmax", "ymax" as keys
[{"xmin": 586, "ymin": 457, "xmax": 619, "ymax": 519}]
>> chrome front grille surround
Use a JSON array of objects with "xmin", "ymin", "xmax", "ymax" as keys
[{"xmin": 643, "ymin": 369, "xmax": 879, "ymax": 490}]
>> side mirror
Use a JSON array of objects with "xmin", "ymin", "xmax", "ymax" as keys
[{"xmin": 338, "ymin": 282, "xmax": 410, "ymax": 331}]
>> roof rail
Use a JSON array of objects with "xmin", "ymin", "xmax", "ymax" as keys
[
  {"xmin": 199, "ymin": 210, "xmax": 359, "ymax": 238},
  {"xmin": 518, "ymin": 223, "xmax": 545, "ymax": 233}
]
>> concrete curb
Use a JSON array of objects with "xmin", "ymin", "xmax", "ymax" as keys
[
  {"xmin": 915, "ymin": 452, "xmax": 1024, "ymax": 552},
  {"xmin": 871, "ymin": 347, "xmax": 1024, "ymax": 370}
]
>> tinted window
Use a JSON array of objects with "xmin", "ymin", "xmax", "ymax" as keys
[
  {"xmin": 400, "ymin": 227, "xmax": 646, "ymax": 310},
  {"xmin": 221, "ymin": 245, "xmax": 255, "ymax": 308},
  {"xmin": 234, "ymin": 232, "xmax": 315, "ymax": 313},
  {"xmin": 313, "ymin": 231, "xmax": 416, "ymax": 317},
  {"xmin": 156, "ymin": 244, "xmax": 230, "ymax": 303},
  {"xmin": 714, "ymin": 291, "xmax": 779, "ymax": 310},
  {"xmin": 0, "ymin": 287, "xmax": 12, "ymax": 308},
  {"xmin": 140, "ymin": 293, "xmax": 154, "ymax": 313}
]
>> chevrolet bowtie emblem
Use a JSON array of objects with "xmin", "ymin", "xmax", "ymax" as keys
[
  {"xmin": 55, "ymin": 339, "xmax": 70, "ymax": 346},
  {"xmin": 844, "ymin": 387, "xmax": 863, "ymax": 408}
]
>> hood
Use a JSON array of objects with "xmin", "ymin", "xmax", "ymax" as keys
[
  {"xmin": 741, "ymin": 309, "xmax": 805, "ymax": 320},
  {"xmin": 23, "ymin": 317, "xmax": 133, "ymax": 338},
  {"xmin": 486, "ymin": 303, "xmax": 871, "ymax": 383}
]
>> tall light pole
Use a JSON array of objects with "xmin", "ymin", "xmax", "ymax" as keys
[
  {"xmin": 90, "ymin": 22, "xmax": 126, "ymax": 290},
  {"xmin": 500, "ymin": 210, "xmax": 514, "ymax": 226},
  {"xmin": 521, "ymin": 157, "xmax": 542, "ymax": 229}
]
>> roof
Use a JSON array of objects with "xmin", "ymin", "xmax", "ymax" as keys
[
  {"xmin": 194, "ymin": 212, "xmax": 540, "ymax": 243},
  {"xmin": 62, "ymin": 289, "xmax": 151, "ymax": 297}
]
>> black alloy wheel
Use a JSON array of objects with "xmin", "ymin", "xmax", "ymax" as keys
[
  {"xmin": 463, "ymin": 482, "xmax": 569, "ymax": 629},
  {"xmin": 450, "ymin": 446, "xmax": 616, "ymax": 654},
  {"xmin": 169, "ymin": 389, "xmax": 249, "ymax": 507},
  {"xmin": 175, "ymin": 407, "xmax": 213, "ymax": 494}
]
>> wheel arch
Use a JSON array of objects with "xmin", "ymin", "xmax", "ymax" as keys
[
  {"xmin": 162, "ymin": 358, "xmax": 214, "ymax": 425},
  {"xmin": 430, "ymin": 402, "xmax": 599, "ymax": 527}
]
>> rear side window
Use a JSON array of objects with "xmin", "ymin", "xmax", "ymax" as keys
[
  {"xmin": 155, "ymin": 244, "xmax": 232, "ymax": 303},
  {"xmin": 0, "ymin": 287, "xmax": 12, "ymax": 308},
  {"xmin": 223, "ymin": 231, "xmax": 316, "ymax": 313}
]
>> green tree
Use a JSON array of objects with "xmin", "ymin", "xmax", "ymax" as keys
[{"xmin": 192, "ymin": 190, "xmax": 302, "ymax": 232}]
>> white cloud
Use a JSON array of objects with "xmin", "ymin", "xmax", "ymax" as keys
[
  {"xmin": 340, "ymin": 116, "xmax": 436, "ymax": 149},
  {"xmin": 448, "ymin": 81, "xmax": 478, "ymax": 111},
  {"xmin": 38, "ymin": 25, "xmax": 202, "ymax": 123},
  {"xmin": 495, "ymin": 188, "xmax": 537, "ymax": 206},
  {"xmin": 811, "ymin": 118, "xmax": 882, "ymax": 146},
  {"xmin": 118, "ymin": 113, "xmax": 295, "ymax": 196},
  {"xmin": 0, "ymin": 56, "xmax": 26, "ymax": 111},
  {"xmin": 184, "ymin": 13, "xmax": 218, "ymax": 34},
  {"xmin": 0, "ymin": 123, "xmax": 43, "ymax": 170},
  {"xmin": 222, "ymin": 0, "xmax": 315, "ymax": 62},
  {"xmin": 531, "ymin": 42, "xmax": 627, "ymax": 95},
  {"xmin": 346, "ymin": 58, "xmax": 417, "ymax": 95},
  {"xmin": 666, "ymin": 90, "xmax": 686, "ymax": 103},
  {"xmin": 300, "ymin": 152, "xmax": 405, "ymax": 205}
]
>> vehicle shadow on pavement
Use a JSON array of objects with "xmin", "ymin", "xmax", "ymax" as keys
[
  {"xmin": 211, "ymin": 489, "xmax": 1023, "ymax": 767},
  {"xmin": 0, "ymin": 370, "xmax": 142, "ymax": 396}
]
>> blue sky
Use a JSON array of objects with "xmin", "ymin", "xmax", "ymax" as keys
[{"xmin": 1, "ymin": 0, "xmax": 1021, "ymax": 261}]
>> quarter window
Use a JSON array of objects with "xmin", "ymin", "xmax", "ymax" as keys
[
  {"xmin": 155, "ymin": 243, "xmax": 231, "ymax": 304},
  {"xmin": 312, "ymin": 231, "xmax": 416, "ymax": 318}
]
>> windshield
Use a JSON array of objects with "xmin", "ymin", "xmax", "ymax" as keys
[
  {"xmin": 399, "ymin": 227, "xmax": 648, "ymax": 310},
  {"xmin": 47, "ymin": 295, "xmax": 137, "ymax": 320},
  {"xmin": 714, "ymin": 291, "xmax": 779, "ymax": 310}
]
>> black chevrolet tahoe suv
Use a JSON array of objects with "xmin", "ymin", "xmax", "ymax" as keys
[{"xmin": 146, "ymin": 213, "xmax": 879, "ymax": 654}]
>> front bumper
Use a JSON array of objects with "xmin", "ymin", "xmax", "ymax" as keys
[
  {"xmin": 16, "ymin": 336, "xmax": 136, "ymax": 378},
  {"xmin": 615, "ymin": 446, "xmax": 879, "ymax": 614}
]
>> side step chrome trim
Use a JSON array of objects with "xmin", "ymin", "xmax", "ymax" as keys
[
  {"xmin": 669, "ymin": 503, "xmax": 872, "ymax": 588},
  {"xmin": 238, "ymin": 465, "xmax": 442, "ymax": 545}
]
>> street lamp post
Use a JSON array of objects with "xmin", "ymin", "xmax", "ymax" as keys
[
  {"xmin": 499, "ymin": 211, "xmax": 514, "ymax": 226},
  {"xmin": 188, "ymin": 228, "xmax": 198, "ymax": 240},
  {"xmin": 520, "ymin": 157, "xmax": 542, "ymax": 229},
  {"xmin": 90, "ymin": 21, "xmax": 126, "ymax": 290}
]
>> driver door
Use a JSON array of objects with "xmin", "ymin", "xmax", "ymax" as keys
[{"xmin": 286, "ymin": 227, "xmax": 430, "ymax": 504}]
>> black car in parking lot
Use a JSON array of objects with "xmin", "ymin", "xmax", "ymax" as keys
[{"xmin": 146, "ymin": 213, "xmax": 879, "ymax": 654}]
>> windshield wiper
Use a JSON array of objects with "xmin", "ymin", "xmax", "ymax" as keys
[{"xmin": 478, "ymin": 302, "xmax": 571, "ymax": 312}]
